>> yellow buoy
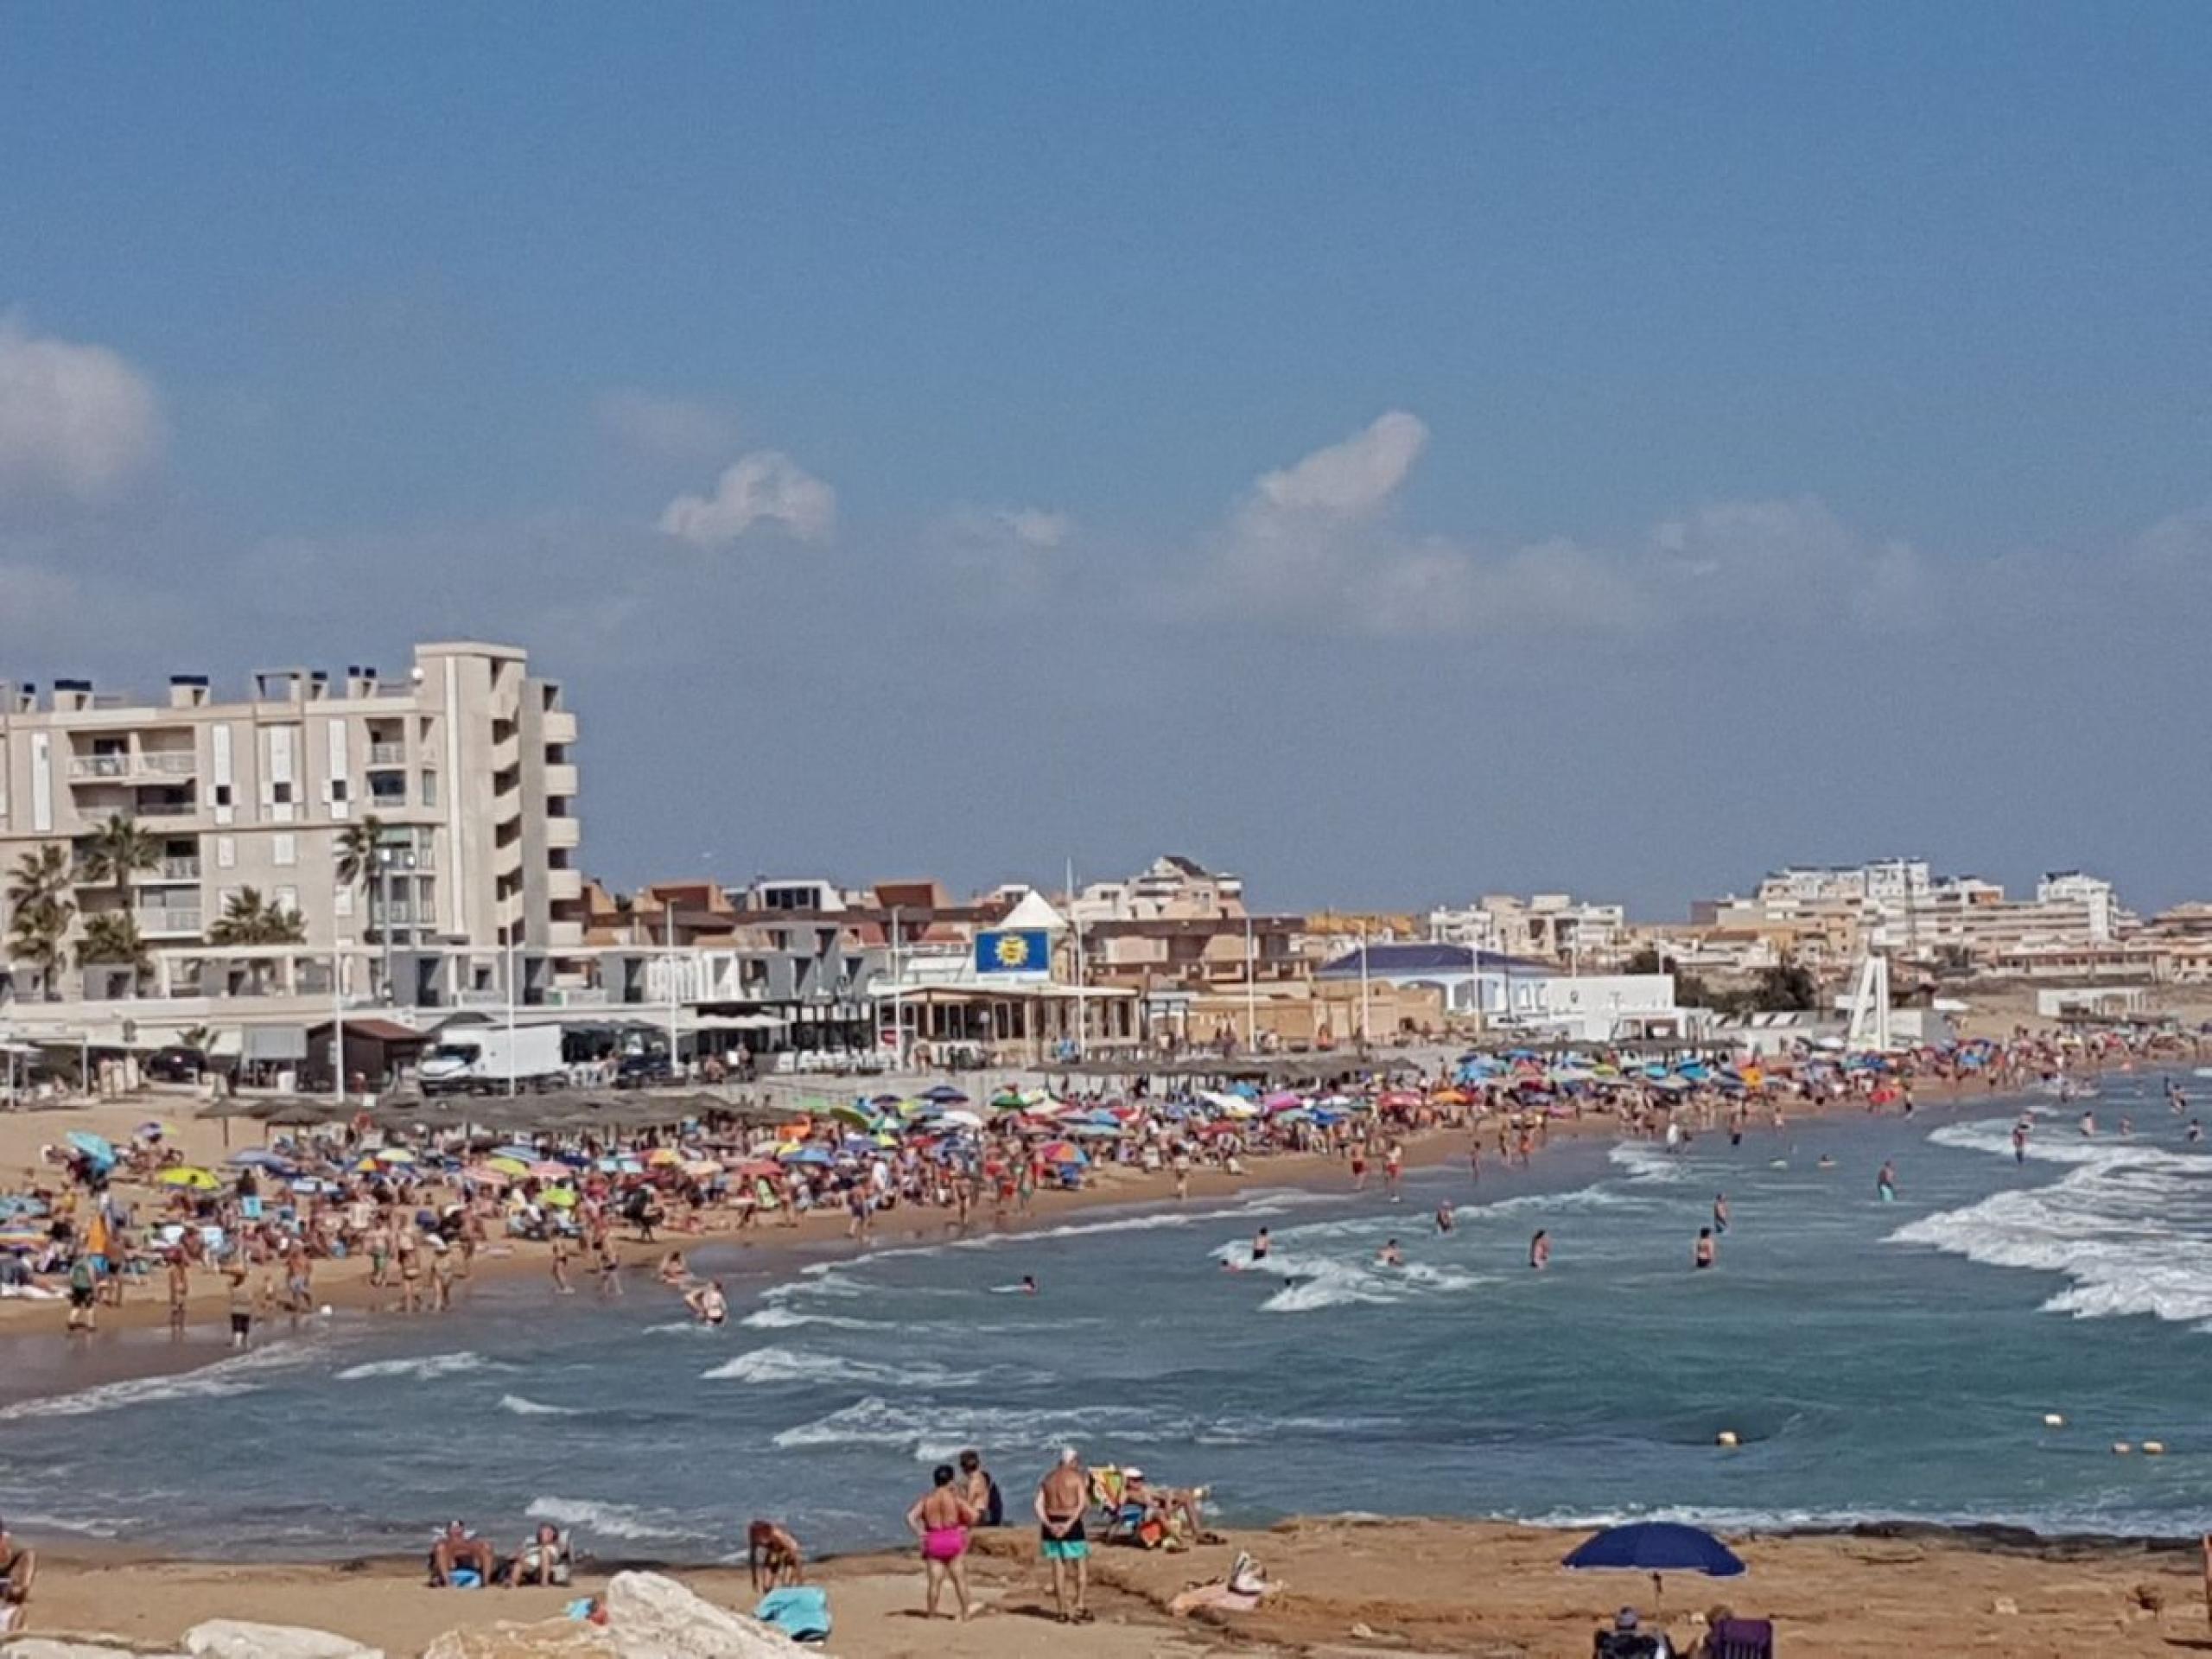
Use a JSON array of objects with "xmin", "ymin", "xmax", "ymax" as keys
[
  {"xmin": 2042, "ymin": 1413, "xmax": 2065, "ymax": 1428},
  {"xmin": 1716, "ymin": 1431, "xmax": 1739, "ymax": 1448},
  {"xmin": 2144, "ymin": 1441, "xmax": 2166, "ymax": 1456}
]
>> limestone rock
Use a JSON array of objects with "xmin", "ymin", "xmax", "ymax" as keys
[
  {"xmin": 4, "ymin": 1642, "xmax": 188, "ymax": 1659},
  {"xmin": 181, "ymin": 1623, "xmax": 380, "ymax": 1659},
  {"xmin": 601, "ymin": 1572, "xmax": 811, "ymax": 1657},
  {"xmin": 419, "ymin": 1622, "xmax": 615, "ymax": 1659}
]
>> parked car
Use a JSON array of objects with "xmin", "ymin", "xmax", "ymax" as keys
[
  {"xmin": 144, "ymin": 1046, "xmax": 209, "ymax": 1084},
  {"xmin": 613, "ymin": 1052, "xmax": 674, "ymax": 1090}
]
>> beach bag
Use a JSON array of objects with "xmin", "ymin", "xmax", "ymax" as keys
[{"xmin": 983, "ymin": 1477, "xmax": 1005, "ymax": 1527}]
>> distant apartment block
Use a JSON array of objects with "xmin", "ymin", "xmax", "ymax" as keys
[{"xmin": 0, "ymin": 640, "xmax": 585, "ymax": 1007}]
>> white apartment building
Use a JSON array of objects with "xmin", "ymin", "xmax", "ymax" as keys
[
  {"xmin": 1427, "ymin": 893, "xmax": 1629, "ymax": 966},
  {"xmin": 1068, "ymin": 855, "xmax": 1246, "ymax": 923},
  {"xmin": 0, "ymin": 640, "xmax": 584, "ymax": 1009}
]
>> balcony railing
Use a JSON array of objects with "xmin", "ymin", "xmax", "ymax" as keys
[
  {"xmin": 67, "ymin": 753, "xmax": 195, "ymax": 779},
  {"xmin": 135, "ymin": 907, "xmax": 203, "ymax": 934},
  {"xmin": 135, "ymin": 800, "xmax": 198, "ymax": 817},
  {"xmin": 157, "ymin": 856, "xmax": 201, "ymax": 880},
  {"xmin": 370, "ymin": 901, "xmax": 416, "ymax": 924},
  {"xmin": 142, "ymin": 752, "xmax": 197, "ymax": 774},
  {"xmin": 368, "ymin": 741, "xmax": 407, "ymax": 766},
  {"xmin": 69, "ymin": 754, "xmax": 128, "ymax": 779}
]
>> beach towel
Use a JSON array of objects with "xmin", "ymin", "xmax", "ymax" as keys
[{"xmin": 754, "ymin": 1585, "xmax": 830, "ymax": 1642}]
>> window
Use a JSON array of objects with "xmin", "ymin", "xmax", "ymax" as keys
[
  {"xmin": 213, "ymin": 784, "xmax": 233, "ymax": 808},
  {"xmin": 216, "ymin": 836, "xmax": 236, "ymax": 869},
  {"xmin": 273, "ymin": 885, "xmax": 299, "ymax": 912},
  {"xmin": 273, "ymin": 833, "xmax": 296, "ymax": 867},
  {"xmin": 330, "ymin": 779, "xmax": 349, "ymax": 804},
  {"xmin": 421, "ymin": 771, "xmax": 439, "ymax": 807},
  {"xmin": 272, "ymin": 781, "xmax": 294, "ymax": 805}
]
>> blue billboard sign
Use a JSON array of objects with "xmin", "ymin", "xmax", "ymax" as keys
[{"xmin": 975, "ymin": 929, "xmax": 1050, "ymax": 976}]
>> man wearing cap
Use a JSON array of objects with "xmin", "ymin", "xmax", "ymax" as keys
[
  {"xmin": 0, "ymin": 1516, "xmax": 34, "ymax": 1634},
  {"xmin": 1034, "ymin": 1447, "xmax": 1090, "ymax": 1624}
]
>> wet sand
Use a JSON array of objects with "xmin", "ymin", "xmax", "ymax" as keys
[{"xmin": 15, "ymin": 1517, "xmax": 2211, "ymax": 1656}]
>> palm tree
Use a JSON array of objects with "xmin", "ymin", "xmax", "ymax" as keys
[
  {"xmin": 77, "ymin": 814, "xmax": 162, "ymax": 901},
  {"xmin": 208, "ymin": 887, "xmax": 308, "ymax": 947},
  {"xmin": 77, "ymin": 910, "xmax": 151, "ymax": 979},
  {"xmin": 6, "ymin": 844, "xmax": 77, "ymax": 1001},
  {"xmin": 334, "ymin": 817, "xmax": 389, "ymax": 895},
  {"xmin": 6, "ymin": 894, "xmax": 74, "ymax": 1000}
]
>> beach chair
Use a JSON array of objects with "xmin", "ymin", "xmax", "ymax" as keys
[{"xmin": 1707, "ymin": 1616, "xmax": 1774, "ymax": 1658}]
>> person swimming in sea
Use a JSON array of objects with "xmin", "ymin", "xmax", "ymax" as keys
[
  {"xmin": 1250, "ymin": 1229, "xmax": 1271, "ymax": 1263},
  {"xmin": 1694, "ymin": 1227, "xmax": 1716, "ymax": 1270},
  {"xmin": 1377, "ymin": 1239, "xmax": 1403, "ymax": 1268},
  {"xmin": 2012, "ymin": 1120, "xmax": 2030, "ymax": 1163},
  {"xmin": 1529, "ymin": 1230, "xmax": 1550, "ymax": 1271},
  {"xmin": 2080, "ymin": 1109, "xmax": 2096, "ymax": 1137},
  {"xmin": 1021, "ymin": 1275, "xmax": 1038, "ymax": 1295},
  {"xmin": 683, "ymin": 1277, "xmax": 728, "ymax": 1325},
  {"xmin": 2190, "ymin": 1120, "xmax": 2203, "ymax": 1144},
  {"xmin": 1876, "ymin": 1160, "xmax": 1897, "ymax": 1203},
  {"xmin": 1434, "ymin": 1201, "xmax": 1455, "ymax": 1236},
  {"xmin": 1712, "ymin": 1192, "xmax": 1729, "ymax": 1235},
  {"xmin": 1816, "ymin": 1154, "xmax": 1836, "ymax": 1171}
]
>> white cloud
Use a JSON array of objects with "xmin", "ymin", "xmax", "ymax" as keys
[
  {"xmin": 658, "ymin": 450, "xmax": 836, "ymax": 547},
  {"xmin": 0, "ymin": 314, "xmax": 164, "ymax": 505},
  {"xmin": 1250, "ymin": 410, "xmax": 1427, "ymax": 516},
  {"xmin": 931, "ymin": 505, "xmax": 1076, "ymax": 608},
  {"xmin": 596, "ymin": 390, "xmax": 742, "ymax": 462},
  {"xmin": 993, "ymin": 507, "xmax": 1071, "ymax": 550},
  {"xmin": 1186, "ymin": 412, "xmax": 1942, "ymax": 639}
]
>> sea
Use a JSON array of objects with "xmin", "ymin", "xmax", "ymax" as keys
[{"xmin": 7, "ymin": 1070, "xmax": 2212, "ymax": 1561}]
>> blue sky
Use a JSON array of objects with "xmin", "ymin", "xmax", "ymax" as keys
[{"xmin": 3, "ymin": 5, "xmax": 2208, "ymax": 914}]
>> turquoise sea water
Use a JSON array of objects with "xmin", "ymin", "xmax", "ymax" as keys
[{"xmin": 7, "ymin": 1072, "xmax": 2212, "ymax": 1560}]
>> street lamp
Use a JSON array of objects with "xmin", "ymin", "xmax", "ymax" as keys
[{"xmin": 375, "ymin": 843, "xmax": 418, "ymax": 1005}]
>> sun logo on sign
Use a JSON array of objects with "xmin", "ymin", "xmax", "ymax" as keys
[{"xmin": 995, "ymin": 934, "xmax": 1032, "ymax": 968}]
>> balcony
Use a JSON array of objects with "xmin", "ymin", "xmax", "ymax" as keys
[
  {"xmin": 369, "ymin": 900, "xmax": 417, "ymax": 925},
  {"xmin": 133, "ymin": 856, "xmax": 202, "ymax": 882},
  {"xmin": 135, "ymin": 906, "xmax": 204, "ymax": 937},
  {"xmin": 541, "ymin": 710, "xmax": 577, "ymax": 746},
  {"xmin": 543, "ymin": 762, "xmax": 579, "ymax": 798},
  {"xmin": 547, "ymin": 867, "xmax": 583, "ymax": 902},
  {"xmin": 547, "ymin": 919, "xmax": 585, "ymax": 950},
  {"xmin": 544, "ymin": 816, "xmax": 580, "ymax": 850},
  {"xmin": 367, "ymin": 741, "xmax": 407, "ymax": 766},
  {"xmin": 67, "ymin": 751, "xmax": 196, "ymax": 780},
  {"xmin": 135, "ymin": 799, "xmax": 198, "ymax": 818}
]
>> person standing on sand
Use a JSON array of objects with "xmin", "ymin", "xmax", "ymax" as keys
[
  {"xmin": 1035, "ymin": 1448, "xmax": 1091, "ymax": 1624},
  {"xmin": 907, "ymin": 1463, "xmax": 978, "ymax": 1621}
]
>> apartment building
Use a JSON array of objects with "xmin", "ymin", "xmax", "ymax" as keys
[
  {"xmin": 1427, "ymin": 893, "xmax": 1630, "ymax": 967},
  {"xmin": 0, "ymin": 640, "xmax": 585, "ymax": 1007},
  {"xmin": 1067, "ymin": 855, "xmax": 1246, "ymax": 923}
]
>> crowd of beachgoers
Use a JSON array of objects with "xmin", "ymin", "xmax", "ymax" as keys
[{"xmin": 2, "ymin": 1020, "xmax": 2201, "ymax": 1341}]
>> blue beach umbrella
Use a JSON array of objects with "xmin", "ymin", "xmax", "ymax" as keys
[
  {"xmin": 67, "ymin": 1131, "xmax": 116, "ymax": 1164},
  {"xmin": 1563, "ymin": 1521, "xmax": 1744, "ymax": 1609}
]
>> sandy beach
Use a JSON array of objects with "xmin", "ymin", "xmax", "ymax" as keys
[{"xmin": 15, "ymin": 1516, "xmax": 2212, "ymax": 1656}]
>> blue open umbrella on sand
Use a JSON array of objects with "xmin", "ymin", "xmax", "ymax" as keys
[
  {"xmin": 1563, "ymin": 1521, "xmax": 1744, "ymax": 1613},
  {"xmin": 67, "ymin": 1131, "xmax": 116, "ymax": 1165}
]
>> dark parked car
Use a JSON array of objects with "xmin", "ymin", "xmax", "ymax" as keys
[
  {"xmin": 613, "ymin": 1053, "xmax": 673, "ymax": 1090},
  {"xmin": 144, "ymin": 1046, "xmax": 209, "ymax": 1084}
]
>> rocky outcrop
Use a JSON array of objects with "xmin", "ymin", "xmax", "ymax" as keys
[
  {"xmin": 181, "ymin": 1624, "xmax": 381, "ymax": 1659},
  {"xmin": 420, "ymin": 1572, "xmax": 815, "ymax": 1659},
  {"xmin": 3, "ymin": 1641, "xmax": 188, "ymax": 1659}
]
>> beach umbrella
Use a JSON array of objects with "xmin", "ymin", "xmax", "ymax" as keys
[
  {"xmin": 682, "ymin": 1159, "xmax": 722, "ymax": 1179},
  {"xmin": 0, "ymin": 1228, "xmax": 44, "ymax": 1254},
  {"xmin": 830, "ymin": 1102, "xmax": 877, "ymax": 1128},
  {"xmin": 780, "ymin": 1147, "xmax": 832, "ymax": 1166},
  {"xmin": 529, "ymin": 1161, "xmax": 572, "ymax": 1180},
  {"xmin": 1562, "ymin": 1521, "xmax": 1744, "ymax": 1611},
  {"xmin": 645, "ymin": 1147, "xmax": 683, "ymax": 1166},
  {"xmin": 372, "ymin": 1147, "xmax": 416, "ymax": 1165},
  {"xmin": 737, "ymin": 1160, "xmax": 782, "ymax": 1179},
  {"xmin": 540, "ymin": 1187, "xmax": 577, "ymax": 1209},
  {"xmin": 1038, "ymin": 1141, "xmax": 1087, "ymax": 1165},
  {"xmin": 461, "ymin": 1163, "xmax": 512, "ymax": 1188},
  {"xmin": 227, "ymin": 1150, "xmax": 295, "ymax": 1171},
  {"xmin": 920, "ymin": 1084, "xmax": 968, "ymax": 1102},
  {"xmin": 939, "ymin": 1109, "xmax": 983, "ymax": 1129},
  {"xmin": 158, "ymin": 1166, "xmax": 220, "ymax": 1191},
  {"xmin": 67, "ymin": 1131, "xmax": 116, "ymax": 1164},
  {"xmin": 486, "ymin": 1154, "xmax": 531, "ymax": 1178}
]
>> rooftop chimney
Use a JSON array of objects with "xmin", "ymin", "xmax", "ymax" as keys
[{"xmin": 168, "ymin": 674, "xmax": 210, "ymax": 709}]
